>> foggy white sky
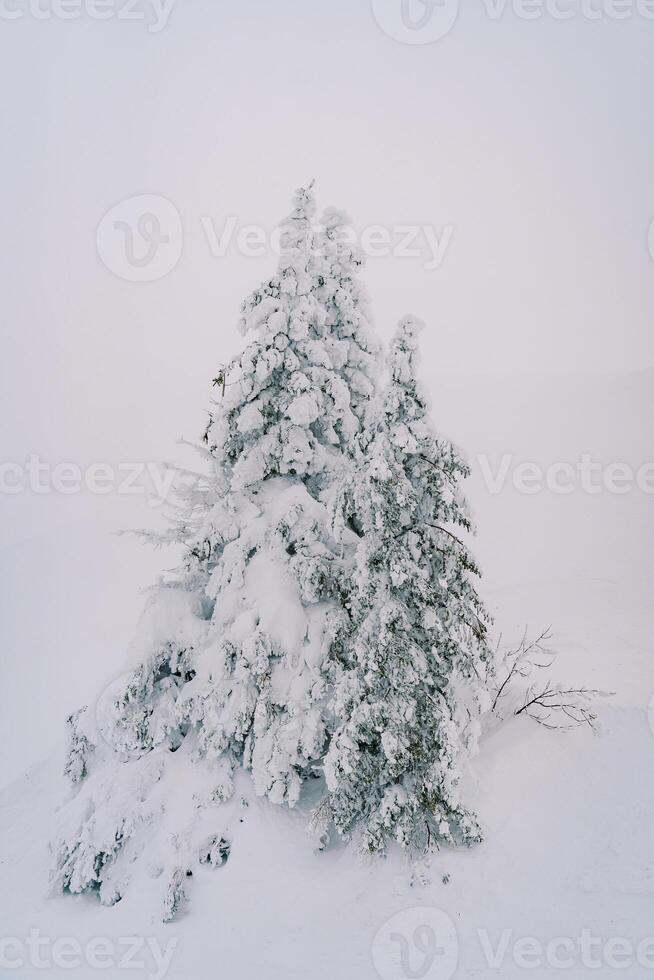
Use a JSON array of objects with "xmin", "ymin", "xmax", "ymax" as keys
[{"xmin": 1, "ymin": 0, "xmax": 653, "ymax": 784}]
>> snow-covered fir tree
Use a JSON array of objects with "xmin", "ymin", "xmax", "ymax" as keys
[
  {"xmin": 324, "ymin": 316, "xmax": 491, "ymax": 853},
  {"xmin": 50, "ymin": 187, "xmax": 493, "ymax": 918},
  {"xmin": 169, "ymin": 183, "xmax": 381, "ymax": 808}
]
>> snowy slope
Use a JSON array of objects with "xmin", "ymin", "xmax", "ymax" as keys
[{"xmin": 1, "ymin": 707, "xmax": 653, "ymax": 979}]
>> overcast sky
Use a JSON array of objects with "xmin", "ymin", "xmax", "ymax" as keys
[
  {"xmin": 2, "ymin": 1, "xmax": 653, "ymax": 481},
  {"xmin": 1, "ymin": 0, "xmax": 653, "ymax": 784}
]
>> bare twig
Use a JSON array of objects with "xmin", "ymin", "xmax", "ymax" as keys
[
  {"xmin": 491, "ymin": 626, "xmax": 553, "ymax": 712},
  {"xmin": 515, "ymin": 682, "xmax": 609, "ymax": 732},
  {"xmin": 491, "ymin": 626, "xmax": 611, "ymax": 734}
]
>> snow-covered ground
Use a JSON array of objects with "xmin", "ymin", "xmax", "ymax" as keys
[
  {"xmin": 1, "ymin": 369, "xmax": 652, "ymax": 978},
  {"xmin": 2, "ymin": 710, "xmax": 653, "ymax": 978}
]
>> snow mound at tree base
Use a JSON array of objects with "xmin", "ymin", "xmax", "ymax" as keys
[{"xmin": 2, "ymin": 706, "xmax": 652, "ymax": 979}]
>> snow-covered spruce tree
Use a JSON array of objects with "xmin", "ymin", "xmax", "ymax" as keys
[
  {"xmin": 50, "ymin": 189, "xmax": 494, "ymax": 916},
  {"xmin": 324, "ymin": 315, "xmax": 492, "ymax": 853},
  {"xmin": 50, "ymin": 185, "xmax": 381, "ymax": 912}
]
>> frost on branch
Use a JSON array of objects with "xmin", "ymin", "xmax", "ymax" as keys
[
  {"xmin": 63, "ymin": 707, "xmax": 95, "ymax": 784},
  {"xmin": 490, "ymin": 627, "xmax": 609, "ymax": 732},
  {"xmin": 324, "ymin": 315, "xmax": 493, "ymax": 854},
  {"xmin": 162, "ymin": 868, "xmax": 189, "ymax": 923}
]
